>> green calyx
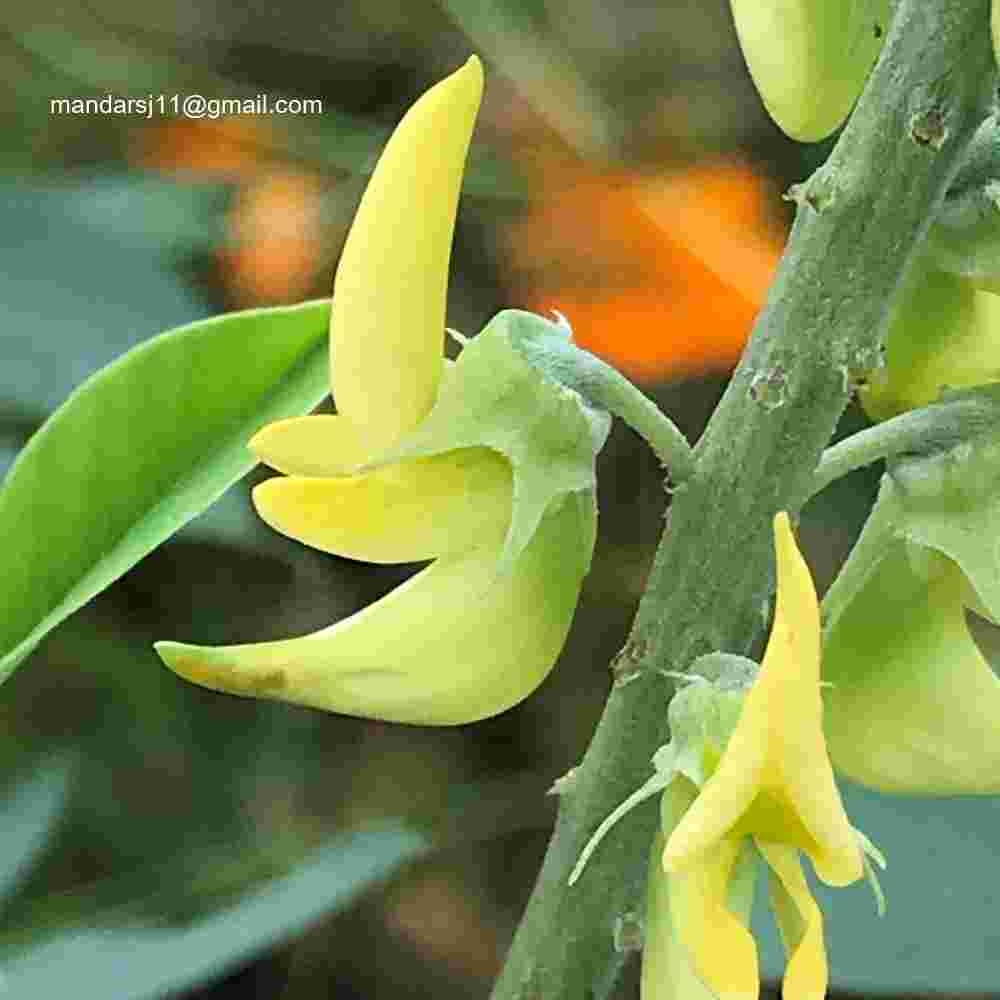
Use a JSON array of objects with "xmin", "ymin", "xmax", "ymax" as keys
[
  {"xmin": 492, "ymin": 309, "xmax": 614, "ymax": 455},
  {"xmin": 664, "ymin": 654, "xmax": 758, "ymax": 787},
  {"xmin": 495, "ymin": 309, "xmax": 695, "ymax": 481},
  {"xmin": 363, "ymin": 310, "xmax": 608, "ymax": 575}
]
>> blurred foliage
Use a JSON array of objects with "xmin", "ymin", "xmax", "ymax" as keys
[{"xmin": 2, "ymin": 0, "xmax": 999, "ymax": 997}]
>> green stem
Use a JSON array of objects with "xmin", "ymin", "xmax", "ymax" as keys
[
  {"xmin": 810, "ymin": 385, "xmax": 1000, "ymax": 500},
  {"xmin": 490, "ymin": 3, "xmax": 995, "ymax": 999},
  {"xmin": 573, "ymin": 354, "xmax": 695, "ymax": 482},
  {"xmin": 512, "ymin": 327, "xmax": 696, "ymax": 482}
]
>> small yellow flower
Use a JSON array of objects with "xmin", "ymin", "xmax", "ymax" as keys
[
  {"xmin": 659, "ymin": 513, "xmax": 865, "ymax": 1000},
  {"xmin": 664, "ymin": 514, "xmax": 862, "ymax": 882},
  {"xmin": 155, "ymin": 58, "xmax": 596, "ymax": 725}
]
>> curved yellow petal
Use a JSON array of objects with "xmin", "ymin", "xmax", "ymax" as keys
[
  {"xmin": 331, "ymin": 57, "xmax": 483, "ymax": 453},
  {"xmin": 756, "ymin": 842, "xmax": 827, "ymax": 1000},
  {"xmin": 156, "ymin": 490, "xmax": 592, "ymax": 725},
  {"xmin": 642, "ymin": 831, "xmax": 717, "ymax": 1000},
  {"xmin": 250, "ymin": 361, "xmax": 456, "ymax": 475},
  {"xmin": 667, "ymin": 834, "xmax": 759, "ymax": 1000},
  {"xmin": 647, "ymin": 781, "xmax": 760, "ymax": 1000},
  {"xmin": 665, "ymin": 515, "xmax": 861, "ymax": 888},
  {"xmin": 662, "ymin": 693, "xmax": 766, "ymax": 874},
  {"xmin": 252, "ymin": 448, "xmax": 512, "ymax": 563},
  {"xmin": 757, "ymin": 514, "xmax": 860, "ymax": 886},
  {"xmin": 250, "ymin": 416, "xmax": 370, "ymax": 476},
  {"xmin": 769, "ymin": 512, "xmax": 821, "ymax": 673},
  {"xmin": 825, "ymin": 543, "xmax": 1000, "ymax": 794}
]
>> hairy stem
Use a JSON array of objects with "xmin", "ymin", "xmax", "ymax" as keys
[
  {"xmin": 516, "ymin": 330, "xmax": 697, "ymax": 481},
  {"xmin": 810, "ymin": 385, "xmax": 1000, "ymax": 500},
  {"xmin": 490, "ymin": 3, "xmax": 995, "ymax": 998}
]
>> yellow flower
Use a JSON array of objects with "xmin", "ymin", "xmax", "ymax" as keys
[
  {"xmin": 155, "ymin": 57, "xmax": 596, "ymax": 726},
  {"xmin": 570, "ymin": 517, "xmax": 878, "ymax": 999},
  {"xmin": 658, "ymin": 513, "xmax": 865, "ymax": 1000}
]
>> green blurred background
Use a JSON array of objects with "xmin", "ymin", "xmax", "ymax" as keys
[{"xmin": 2, "ymin": 1, "xmax": 999, "ymax": 997}]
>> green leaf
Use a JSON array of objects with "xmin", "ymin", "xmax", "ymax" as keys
[
  {"xmin": 370, "ymin": 310, "xmax": 608, "ymax": 574},
  {"xmin": 0, "ymin": 300, "xmax": 331, "ymax": 682},
  {"xmin": 0, "ymin": 827, "xmax": 424, "ymax": 1000}
]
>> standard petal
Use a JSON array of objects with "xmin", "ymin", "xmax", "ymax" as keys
[
  {"xmin": 759, "ymin": 514, "xmax": 861, "ymax": 886},
  {"xmin": 250, "ymin": 416, "xmax": 370, "ymax": 475},
  {"xmin": 252, "ymin": 448, "xmax": 512, "ymax": 564},
  {"xmin": 663, "ymin": 518, "xmax": 797, "ymax": 872},
  {"xmin": 756, "ymin": 842, "xmax": 827, "ymax": 1000},
  {"xmin": 769, "ymin": 512, "xmax": 821, "ymax": 675},
  {"xmin": 156, "ymin": 489, "xmax": 593, "ymax": 725},
  {"xmin": 331, "ymin": 57, "xmax": 483, "ymax": 453},
  {"xmin": 824, "ymin": 542, "xmax": 1000, "ymax": 794}
]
